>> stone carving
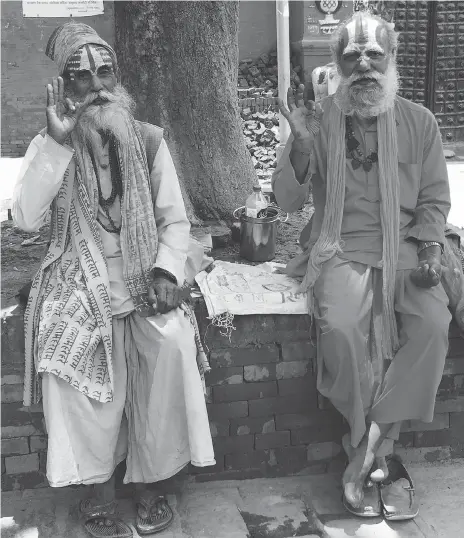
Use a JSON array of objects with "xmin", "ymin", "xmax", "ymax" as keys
[{"xmin": 315, "ymin": 0, "xmax": 342, "ymax": 35}]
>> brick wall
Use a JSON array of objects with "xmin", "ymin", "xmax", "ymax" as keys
[
  {"xmin": 2, "ymin": 300, "xmax": 464, "ymax": 491},
  {"xmin": 1, "ymin": 1, "xmax": 115, "ymax": 157}
]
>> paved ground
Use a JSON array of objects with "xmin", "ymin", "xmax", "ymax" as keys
[{"xmin": 2, "ymin": 460, "xmax": 463, "ymax": 538}]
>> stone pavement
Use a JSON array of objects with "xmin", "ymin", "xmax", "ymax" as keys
[{"xmin": 2, "ymin": 460, "xmax": 463, "ymax": 538}]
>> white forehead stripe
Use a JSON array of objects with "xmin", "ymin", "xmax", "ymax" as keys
[
  {"xmin": 342, "ymin": 17, "xmax": 384, "ymax": 53},
  {"xmin": 80, "ymin": 45, "xmax": 106, "ymax": 71},
  {"xmin": 66, "ymin": 44, "xmax": 113, "ymax": 74}
]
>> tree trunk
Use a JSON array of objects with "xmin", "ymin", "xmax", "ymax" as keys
[{"xmin": 114, "ymin": 0, "xmax": 255, "ymax": 223}]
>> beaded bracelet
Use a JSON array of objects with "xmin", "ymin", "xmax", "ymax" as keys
[{"xmin": 417, "ymin": 241, "xmax": 444, "ymax": 255}]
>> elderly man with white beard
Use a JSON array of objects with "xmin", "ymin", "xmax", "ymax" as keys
[
  {"xmin": 273, "ymin": 12, "xmax": 451, "ymax": 520},
  {"xmin": 12, "ymin": 22, "xmax": 215, "ymax": 538}
]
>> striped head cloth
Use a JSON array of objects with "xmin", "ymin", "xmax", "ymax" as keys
[{"xmin": 45, "ymin": 21, "xmax": 118, "ymax": 77}]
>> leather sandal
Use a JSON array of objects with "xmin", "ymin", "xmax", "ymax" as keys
[
  {"xmin": 342, "ymin": 482, "xmax": 382, "ymax": 518},
  {"xmin": 79, "ymin": 499, "xmax": 132, "ymax": 538},
  {"xmin": 135, "ymin": 493, "xmax": 174, "ymax": 535},
  {"xmin": 379, "ymin": 454, "xmax": 419, "ymax": 521},
  {"xmin": 342, "ymin": 460, "xmax": 382, "ymax": 518}
]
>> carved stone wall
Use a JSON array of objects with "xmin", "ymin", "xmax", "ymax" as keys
[
  {"xmin": 393, "ymin": 1, "xmax": 431, "ymax": 108},
  {"xmin": 365, "ymin": 0, "xmax": 464, "ymax": 143},
  {"xmin": 433, "ymin": 1, "xmax": 464, "ymax": 144}
]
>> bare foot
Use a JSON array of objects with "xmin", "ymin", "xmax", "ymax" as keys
[
  {"xmin": 342, "ymin": 441, "xmax": 376, "ymax": 508},
  {"xmin": 343, "ymin": 434, "xmax": 388, "ymax": 483}
]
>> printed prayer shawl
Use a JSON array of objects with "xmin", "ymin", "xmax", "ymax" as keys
[
  {"xmin": 300, "ymin": 101, "xmax": 400, "ymax": 362},
  {"xmin": 23, "ymin": 119, "xmax": 160, "ymax": 407}
]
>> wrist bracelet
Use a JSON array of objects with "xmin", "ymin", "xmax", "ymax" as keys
[
  {"xmin": 152, "ymin": 267, "xmax": 177, "ymax": 285},
  {"xmin": 417, "ymin": 241, "xmax": 443, "ymax": 255}
]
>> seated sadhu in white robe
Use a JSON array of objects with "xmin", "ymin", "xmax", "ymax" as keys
[
  {"xmin": 13, "ymin": 129, "xmax": 215, "ymax": 487},
  {"xmin": 272, "ymin": 95, "xmax": 452, "ymax": 455}
]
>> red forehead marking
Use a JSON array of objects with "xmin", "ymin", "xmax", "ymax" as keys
[{"xmin": 355, "ymin": 16, "xmax": 369, "ymax": 44}]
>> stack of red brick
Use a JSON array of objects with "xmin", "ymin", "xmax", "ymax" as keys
[
  {"xmin": 236, "ymin": 52, "xmax": 303, "ymax": 185},
  {"xmin": 236, "ymin": 52, "xmax": 303, "ymax": 117},
  {"xmin": 241, "ymin": 110, "xmax": 280, "ymax": 182}
]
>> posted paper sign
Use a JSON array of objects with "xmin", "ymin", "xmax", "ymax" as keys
[{"xmin": 23, "ymin": 0, "xmax": 104, "ymax": 18}]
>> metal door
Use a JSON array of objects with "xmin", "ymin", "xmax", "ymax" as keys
[
  {"xmin": 356, "ymin": 0, "xmax": 464, "ymax": 142},
  {"xmin": 431, "ymin": 1, "xmax": 464, "ymax": 143}
]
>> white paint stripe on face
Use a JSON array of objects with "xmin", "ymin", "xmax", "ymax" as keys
[
  {"xmin": 343, "ymin": 16, "xmax": 384, "ymax": 54},
  {"xmin": 66, "ymin": 45, "xmax": 112, "ymax": 75},
  {"xmin": 79, "ymin": 45, "xmax": 108, "ymax": 73}
]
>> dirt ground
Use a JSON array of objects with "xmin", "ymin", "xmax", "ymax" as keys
[
  {"xmin": 1, "ymin": 203, "xmax": 313, "ymax": 308},
  {"xmin": 1, "ymin": 221, "xmax": 50, "ymax": 308}
]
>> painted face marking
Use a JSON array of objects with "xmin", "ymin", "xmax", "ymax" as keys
[
  {"xmin": 355, "ymin": 16, "xmax": 369, "ymax": 44},
  {"xmin": 341, "ymin": 17, "xmax": 386, "ymax": 56},
  {"xmin": 65, "ymin": 44, "xmax": 113, "ymax": 76}
]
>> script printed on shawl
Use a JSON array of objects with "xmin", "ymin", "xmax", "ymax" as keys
[{"xmin": 23, "ymin": 0, "xmax": 103, "ymax": 18}]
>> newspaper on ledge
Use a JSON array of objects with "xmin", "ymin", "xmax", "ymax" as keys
[{"xmin": 195, "ymin": 261, "xmax": 308, "ymax": 317}]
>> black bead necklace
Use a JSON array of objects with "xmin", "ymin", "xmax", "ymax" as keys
[
  {"xmin": 345, "ymin": 116, "xmax": 378, "ymax": 172},
  {"xmin": 88, "ymin": 135, "xmax": 123, "ymax": 234}
]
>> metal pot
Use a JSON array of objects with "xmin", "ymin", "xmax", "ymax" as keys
[{"xmin": 233, "ymin": 206, "xmax": 288, "ymax": 262}]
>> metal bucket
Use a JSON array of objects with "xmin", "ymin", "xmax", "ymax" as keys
[{"xmin": 233, "ymin": 206, "xmax": 288, "ymax": 262}]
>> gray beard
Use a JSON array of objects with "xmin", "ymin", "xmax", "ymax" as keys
[
  {"xmin": 69, "ymin": 84, "xmax": 136, "ymax": 147},
  {"xmin": 334, "ymin": 62, "xmax": 399, "ymax": 118}
]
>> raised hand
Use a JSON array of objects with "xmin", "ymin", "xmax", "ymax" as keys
[
  {"xmin": 278, "ymin": 84, "xmax": 324, "ymax": 150},
  {"xmin": 46, "ymin": 76, "xmax": 87, "ymax": 145}
]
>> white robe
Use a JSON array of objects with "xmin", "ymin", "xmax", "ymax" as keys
[{"xmin": 13, "ymin": 133, "xmax": 215, "ymax": 486}]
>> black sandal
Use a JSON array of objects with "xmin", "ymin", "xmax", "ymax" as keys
[
  {"xmin": 79, "ymin": 499, "xmax": 132, "ymax": 538},
  {"xmin": 342, "ymin": 476, "xmax": 382, "ymax": 518},
  {"xmin": 379, "ymin": 454, "xmax": 419, "ymax": 521},
  {"xmin": 135, "ymin": 493, "xmax": 174, "ymax": 535}
]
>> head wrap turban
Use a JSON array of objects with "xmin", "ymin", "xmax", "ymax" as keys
[{"xmin": 45, "ymin": 21, "xmax": 118, "ymax": 77}]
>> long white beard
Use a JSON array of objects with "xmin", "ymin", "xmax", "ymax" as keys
[
  {"xmin": 334, "ymin": 62, "xmax": 399, "ymax": 118},
  {"xmin": 71, "ymin": 84, "xmax": 136, "ymax": 147}
]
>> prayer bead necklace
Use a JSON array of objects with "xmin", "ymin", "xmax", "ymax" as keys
[
  {"xmin": 345, "ymin": 116, "xmax": 378, "ymax": 172},
  {"xmin": 88, "ymin": 134, "xmax": 123, "ymax": 234}
]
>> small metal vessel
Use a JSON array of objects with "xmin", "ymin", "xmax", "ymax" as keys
[{"xmin": 233, "ymin": 206, "xmax": 287, "ymax": 262}]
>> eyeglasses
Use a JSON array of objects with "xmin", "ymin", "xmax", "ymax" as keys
[
  {"xmin": 65, "ymin": 66, "xmax": 115, "ymax": 85},
  {"xmin": 342, "ymin": 50, "xmax": 386, "ymax": 63}
]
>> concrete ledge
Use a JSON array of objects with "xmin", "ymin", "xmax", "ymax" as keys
[{"xmin": 2, "ymin": 299, "xmax": 464, "ymax": 491}]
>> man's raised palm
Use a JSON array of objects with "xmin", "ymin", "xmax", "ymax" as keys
[
  {"xmin": 46, "ymin": 76, "xmax": 86, "ymax": 144},
  {"xmin": 278, "ymin": 85, "xmax": 324, "ymax": 149}
]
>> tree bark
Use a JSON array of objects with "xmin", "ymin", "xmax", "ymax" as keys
[{"xmin": 114, "ymin": 0, "xmax": 255, "ymax": 222}]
